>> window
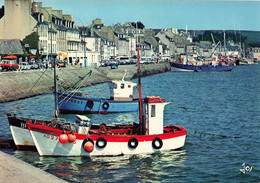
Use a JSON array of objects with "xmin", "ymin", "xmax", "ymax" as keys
[
  {"xmin": 121, "ymin": 84, "xmax": 125, "ymax": 89},
  {"xmin": 128, "ymin": 85, "xmax": 131, "ymax": 88},
  {"xmin": 151, "ymin": 105, "xmax": 156, "ymax": 117}
]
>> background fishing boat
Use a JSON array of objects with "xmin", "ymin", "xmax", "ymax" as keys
[{"xmin": 58, "ymin": 74, "xmax": 139, "ymax": 114}]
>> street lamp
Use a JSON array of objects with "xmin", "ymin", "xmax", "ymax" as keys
[{"xmin": 73, "ymin": 16, "xmax": 87, "ymax": 68}]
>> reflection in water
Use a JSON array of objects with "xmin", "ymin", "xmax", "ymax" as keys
[
  {"xmin": 12, "ymin": 149, "xmax": 187, "ymax": 183},
  {"xmin": 2, "ymin": 66, "xmax": 260, "ymax": 182}
]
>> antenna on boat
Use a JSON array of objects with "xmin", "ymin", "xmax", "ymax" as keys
[{"xmin": 122, "ymin": 70, "xmax": 127, "ymax": 81}]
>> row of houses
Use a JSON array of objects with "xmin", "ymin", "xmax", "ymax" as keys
[
  {"xmin": 2, "ymin": 0, "xmax": 255, "ymax": 67},
  {"xmin": 0, "ymin": 0, "xmax": 196, "ymax": 67}
]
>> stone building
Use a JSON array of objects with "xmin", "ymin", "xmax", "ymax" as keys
[
  {"xmin": 0, "ymin": 0, "xmax": 37, "ymax": 40},
  {"xmin": 248, "ymin": 47, "xmax": 260, "ymax": 61},
  {"xmin": 0, "ymin": 0, "xmax": 100, "ymax": 67}
]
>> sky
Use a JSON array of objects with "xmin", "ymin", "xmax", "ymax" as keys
[{"xmin": 1, "ymin": 0, "xmax": 260, "ymax": 31}]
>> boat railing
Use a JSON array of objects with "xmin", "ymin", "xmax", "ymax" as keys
[{"xmin": 32, "ymin": 116, "xmax": 68, "ymax": 124}]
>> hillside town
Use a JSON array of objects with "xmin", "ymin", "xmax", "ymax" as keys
[{"xmin": 0, "ymin": 0, "xmax": 259, "ymax": 70}]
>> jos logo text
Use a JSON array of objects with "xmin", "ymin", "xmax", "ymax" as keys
[{"xmin": 240, "ymin": 162, "xmax": 253, "ymax": 174}]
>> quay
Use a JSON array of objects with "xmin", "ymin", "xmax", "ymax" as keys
[
  {"xmin": 0, "ymin": 63, "xmax": 170, "ymax": 103},
  {"xmin": 0, "ymin": 151, "xmax": 67, "ymax": 183}
]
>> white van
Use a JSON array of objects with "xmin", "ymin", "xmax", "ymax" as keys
[{"xmin": 19, "ymin": 62, "xmax": 31, "ymax": 70}]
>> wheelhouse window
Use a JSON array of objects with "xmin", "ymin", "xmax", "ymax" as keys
[
  {"xmin": 151, "ymin": 105, "xmax": 156, "ymax": 117},
  {"xmin": 121, "ymin": 83, "xmax": 124, "ymax": 89}
]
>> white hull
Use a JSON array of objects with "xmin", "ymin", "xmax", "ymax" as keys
[
  {"xmin": 171, "ymin": 66, "xmax": 194, "ymax": 72},
  {"xmin": 29, "ymin": 129, "xmax": 186, "ymax": 157},
  {"xmin": 10, "ymin": 125, "xmax": 34, "ymax": 149}
]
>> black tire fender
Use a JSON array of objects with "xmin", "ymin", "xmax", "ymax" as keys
[
  {"xmin": 86, "ymin": 100, "xmax": 94, "ymax": 108},
  {"xmin": 102, "ymin": 102, "xmax": 109, "ymax": 110},
  {"xmin": 152, "ymin": 137, "xmax": 163, "ymax": 149},
  {"xmin": 96, "ymin": 137, "xmax": 107, "ymax": 148},
  {"xmin": 128, "ymin": 137, "xmax": 138, "ymax": 149}
]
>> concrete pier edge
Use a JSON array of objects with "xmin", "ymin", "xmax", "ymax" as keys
[
  {"xmin": 0, "ymin": 150, "xmax": 67, "ymax": 183},
  {"xmin": 0, "ymin": 63, "xmax": 171, "ymax": 103}
]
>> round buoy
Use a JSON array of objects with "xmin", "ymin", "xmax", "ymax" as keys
[
  {"xmin": 59, "ymin": 133, "xmax": 68, "ymax": 144},
  {"xmin": 84, "ymin": 141, "xmax": 94, "ymax": 152},
  {"xmin": 68, "ymin": 132, "xmax": 76, "ymax": 143}
]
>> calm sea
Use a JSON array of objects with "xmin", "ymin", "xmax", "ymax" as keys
[{"xmin": 0, "ymin": 65, "xmax": 260, "ymax": 182}]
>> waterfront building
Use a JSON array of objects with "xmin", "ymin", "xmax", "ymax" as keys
[
  {"xmin": 248, "ymin": 47, "xmax": 260, "ymax": 61},
  {"xmin": 85, "ymin": 19, "xmax": 117, "ymax": 60},
  {"xmin": 0, "ymin": 0, "xmax": 37, "ymax": 40},
  {"xmin": 0, "ymin": 0, "xmax": 100, "ymax": 67}
]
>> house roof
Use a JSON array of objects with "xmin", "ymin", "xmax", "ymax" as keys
[{"xmin": 0, "ymin": 39, "xmax": 24, "ymax": 55}]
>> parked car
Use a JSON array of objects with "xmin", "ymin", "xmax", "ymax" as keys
[
  {"xmin": 58, "ymin": 61, "xmax": 65, "ymax": 67},
  {"xmin": 19, "ymin": 62, "xmax": 31, "ymax": 70},
  {"xmin": 0, "ymin": 56, "xmax": 19, "ymax": 71},
  {"xmin": 36, "ymin": 62, "xmax": 45, "ymax": 69},
  {"xmin": 29, "ymin": 62, "xmax": 39, "ymax": 69},
  {"xmin": 110, "ymin": 63, "xmax": 118, "ymax": 69}
]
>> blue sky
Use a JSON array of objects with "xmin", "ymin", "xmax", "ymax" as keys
[{"xmin": 1, "ymin": 0, "xmax": 260, "ymax": 31}]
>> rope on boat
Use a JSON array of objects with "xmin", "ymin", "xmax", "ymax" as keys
[
  {"xmin": 58, "ymin": 71, "xmax": 92, "ymax": 107},
  {"xmin": 13, "ymin": 69, "xmax": 48, "ymax": 113},
  {"xmin": 35, "ymin": 70, "xmax": 70, "ymax": 88},
  {"xmin": 187, "ymin": 128, "xmax": 241, "ymax": 139}
]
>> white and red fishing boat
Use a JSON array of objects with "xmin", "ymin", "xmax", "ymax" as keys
[
  {"xmin": 27, "ymin": 96, "xmax": 186, "ymax": 157},
  {"xmin": 26, "ymin": 45, "xmax": 186, "ymax": 157}
]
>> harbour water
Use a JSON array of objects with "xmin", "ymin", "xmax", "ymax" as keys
[{"xmin": 0, "ymin": 65, "xmax": 260, "ymax": 182}]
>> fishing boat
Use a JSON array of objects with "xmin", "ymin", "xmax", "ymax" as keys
[
  {"xmin": 171, "ymin": 28, "xmax": 233, "ymax": 72},
  {"xmin": 25, "ymin": 45, "xmax": 186, "ymax": 157},
  {"xmin": 170, "ymin": 61, "xmax": 234, "ymax": 72},
  {"xmin": 58, "ymin": 72, "xmax": 139, "ymax": 114},
  {"xmin": 27, "ymin": 97, "xmax": 186, "ymax": 157},
  {"xmin": 170, "ymin": 48, "xmax": 234, "ymax": 72},
  {"xmin": 7, "ymin": 113, "xmax": 52, "ymax": 149}
]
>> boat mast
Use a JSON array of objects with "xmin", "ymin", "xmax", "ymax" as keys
[
  {"xmin": 224, "ymin": 31, "xmax": 226, "ymax": 60},
  {"xmin": 51, "ymin": 18, "xmax": 58, "ymax": 118},
  {"xmin": 136, "ymin": 22, "xmax": 142, "ymax": 134},
  {"xmin": 185, "ymin": 25, "xmax": 188, "ymax": 64},
  {"xmin": 137, "ymin": 44, "xmax": 142, "ymax": 135}
]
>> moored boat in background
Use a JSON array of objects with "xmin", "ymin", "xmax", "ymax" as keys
[{"xmin": 58, "ymin": 75, "xmax": 139, "ymax": 114}]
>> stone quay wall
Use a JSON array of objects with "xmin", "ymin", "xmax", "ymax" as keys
[{"xmin": 0, "ymin": 63, "xmax": 170, "ymax": 103}]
